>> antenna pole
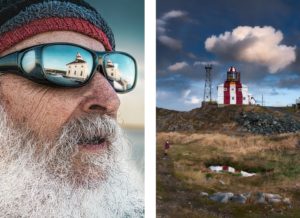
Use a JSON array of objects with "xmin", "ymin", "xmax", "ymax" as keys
[{"xmin": 203, "ymin": 64, "xmax": 213, "ymax": 102}]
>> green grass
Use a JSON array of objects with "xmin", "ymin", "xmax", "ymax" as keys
[{"xmin": 157, "ymin": 132, "xmax": 300, "ymax": 217}]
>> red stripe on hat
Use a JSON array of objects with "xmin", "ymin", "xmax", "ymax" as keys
[{"xmin": 0, "ymin": 17, "xmax": 113, "ymax": 54}]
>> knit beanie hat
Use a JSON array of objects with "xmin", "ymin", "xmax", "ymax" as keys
[{"xmin": 0, "ymin": 0, "xmax": 115, "ymax": 54}]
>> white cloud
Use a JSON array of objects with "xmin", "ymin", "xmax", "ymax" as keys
[
  {"xmin": 181, "ymin": 89, "xmax": 202, "ymax": 105},
  {"xmin": 168, "ymin": 61, "xmax": 188, "ymax": 71},
  {"xmin": 205, "ymin": 26, "xmax": 296, "ymax": 73},
  {"xmin": 156, "ymin": 19, "xmax": 167, "ymax": 35},
  {"xmin": 158, "ymin": 36, "xmax": 182, "ymax": 50},
  {"xmin": 162, "ymin": 10, "xmax": 187, "ymax": 20},
  {"xmin": 187, "ymin": 52, "xmax": 198, "ymax": 59},
  {"xmin": 182, "ymin": 89, "xmax": 191, "ymax": 98},
  {"xmin": 185, "ymin": 96, "xmax": 202, "ymax": 105},
  {"xmin": 157, "ymin": 10, "xmax": 188, "ymax": 50},
  {"xmin": 193, "ymin": 61, "xmax": 219, "ymax": 66}
]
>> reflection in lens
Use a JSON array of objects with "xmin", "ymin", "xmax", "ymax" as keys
[
  {"xmin": 22, "ymin": 50, "xmax": 36, "ymax": 73},
  {"xmin": 66, "ymin": 53, "xmax": 89, "ymax": 80},
  {"xmin": 104, "ymin": 53, "xmax": 136, "ymax": 91},
  {"xmin": 42, "ymin": 45, "xmax": 93, "ymax": 86}
]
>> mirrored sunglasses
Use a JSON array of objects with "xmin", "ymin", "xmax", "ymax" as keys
[{"xmin": 0, "ymin": 43, "xmax": 137, "ymax": 93}]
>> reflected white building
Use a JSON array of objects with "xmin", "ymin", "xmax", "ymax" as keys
[
  {"xmin": 106, "ymin": 60, "xmax": 121, "ymax": 81},
  {"xmin": 66, "ymin": 53, "xmax": 88, "ymax": 80},
  {"xmin": 105, "ymin": 60, "xmax": 129, "ymax": 90}
]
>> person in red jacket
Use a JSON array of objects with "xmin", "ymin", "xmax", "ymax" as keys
[{"xmin": 164, "ymin": 140, "xmax": 171, "ymax": 156}]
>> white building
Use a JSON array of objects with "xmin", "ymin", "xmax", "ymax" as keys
[
  {"xmin": 217, "ymin": 83, "xmax": 250, "ymax": 105},
  {"xmin": 106, "ymin": 60, "xmax": 121, "ymax": 81},
  {"xmin": 105, "ymin": 60, "xmax": 129, "ymax": 90},
  {"xmin": 66, "ymin": 53, "xmax": 89, "ymax": 80},
  {"xmin": 217, "ymin": 67, "xmax": 255, "ymax": 105}
]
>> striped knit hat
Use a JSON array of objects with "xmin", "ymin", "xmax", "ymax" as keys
[{"xmin": 0, "ymin": 0, "xmax": 115, "ymax": 53}]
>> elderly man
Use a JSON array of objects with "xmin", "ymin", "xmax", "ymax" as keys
[{"xmin": 0, "ymin": 0, "xmax": 143, "ymax": 217}]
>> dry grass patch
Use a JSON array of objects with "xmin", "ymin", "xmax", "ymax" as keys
[{"xmin": 157, "ymin": 132, "xmax": 299, "ymax": 156}]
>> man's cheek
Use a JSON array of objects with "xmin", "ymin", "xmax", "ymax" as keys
[{"xmin": 34, "ymin": 97, "xmax": 89, "ymax": 140}]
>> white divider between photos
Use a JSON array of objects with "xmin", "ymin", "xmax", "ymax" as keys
[{"xmin": 145, "ymin": 0, "xmax": 156, "ymax": 217}]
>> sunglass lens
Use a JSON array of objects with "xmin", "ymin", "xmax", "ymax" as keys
[
  {"xmin": 42, "ymin": 45, "xmax": 94, "ymax": 86},
  {"xmin": 103, "ymin": 53, "xmax": 136, "ymax": 92},
  {"xmin": 21, "ymin": 50, "xmax": 36, "ymax": 74}
]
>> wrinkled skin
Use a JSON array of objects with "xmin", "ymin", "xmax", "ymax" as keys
[
  {"xmin": 0, "ymin": 31, "xmax": 120, "ymax": 141},
  {"xmin": 0, "ymin": 31, "xmax": 121, "ymax": 182},
  {"xmin": 0, "ymin": 31, "xmax": 144, "ymax": 218}
]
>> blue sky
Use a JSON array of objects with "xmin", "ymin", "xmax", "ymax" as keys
[
  {"xmin": 157, "ymin": 0, "xmax": 300, "ymax": 110},
  {"xmin": 86, "ymin": 0, "xmax": 144, "ymax": 127}
]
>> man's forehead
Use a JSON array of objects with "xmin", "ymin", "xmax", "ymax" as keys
[{"xmin": 0, "ymin": 31, "xmax": 105, "ymax": 57}]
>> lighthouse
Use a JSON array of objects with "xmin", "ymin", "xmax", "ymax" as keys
[
  {"xmin": 66, "ymin": 53, "xmax": 89, "ymax": 80},
  {"xmin": 217, "ymin": 66, "xmax": 254, "ymax": 105}
]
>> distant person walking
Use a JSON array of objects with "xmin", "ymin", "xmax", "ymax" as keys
[{"xmin": 164, "ymin": 140, "xmax": 170, "ymax": 156}]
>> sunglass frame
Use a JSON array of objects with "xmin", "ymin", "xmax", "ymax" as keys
[{"xmin": 0, "ymin": 43, "xmax": 138, "ymax": 93}]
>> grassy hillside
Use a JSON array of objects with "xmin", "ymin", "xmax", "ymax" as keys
[{"xmin": 157, "ymin": 106, "xmax": 300, "ymax": 217}]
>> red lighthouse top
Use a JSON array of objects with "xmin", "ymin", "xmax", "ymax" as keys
[{"xmin": 226, "ymin": 66, "xmax": 240, "ymax": 82}]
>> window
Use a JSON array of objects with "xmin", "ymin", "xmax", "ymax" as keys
[
  {"xmin": 231, "ymin": 88, "xmax": 234, "ymax": 91},
  {"xmin": 232, "ymin": 97, "xmax": 235, "ymax": 100},
  {"xmin": 74, "ymin": 71, "xmax": 76, "ymax": 75},
  {"xmin": 68, "ymin": 70, "xmax": 70, "ymax": 74},
  {"xmin": 224, "ymin": 88, "xmax": 227, "ymax": 91},
  {"xmin": 243, "ymin": 97, "xmax": 246, "ymax": 100},
  {"xmin": 80, "ymin": 71, "xmax": 83, "ymax": 76},
  {"xmin": 81, "ymin": 65, "xmax": 84, "ymax": 68}
]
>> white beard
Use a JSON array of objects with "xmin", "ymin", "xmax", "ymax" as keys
[{"xmin": 0, "ymin": 108, "xmax": 144, "ymax": 217}]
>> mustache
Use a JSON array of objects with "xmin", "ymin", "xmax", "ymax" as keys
[{"xmin": 58, "ymin": 115, "xmax": 118, "ymax": 146}]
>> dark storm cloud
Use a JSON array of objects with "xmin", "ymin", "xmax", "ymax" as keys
[
  {"xmin": 277, "ymin": 76, "xmax": 300, "ymax": 89},
  {"xmin": 287, "ymin": 48, "xmax": 300, "ymax": 74}
]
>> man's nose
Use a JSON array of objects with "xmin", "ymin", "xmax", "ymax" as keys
[{"xmin": 80, "ymin": 71, "xmax": 120, "ymax": 117}]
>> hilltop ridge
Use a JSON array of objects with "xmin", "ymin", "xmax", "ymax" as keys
[{"xmin": 157, "ymin": 105, "xmax": 300, "ymax": 134}]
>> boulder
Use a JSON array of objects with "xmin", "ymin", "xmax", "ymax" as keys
[
  {"xmin": 255, "ymin": 192, "xmax": 266, "ymax": 204},
  {"xmin": 231, "ymin": 194, "xmax": 247, "ymax": 204},
  {"xmin": 209, "ymin": 192, "xmax": 234, "ymax": 203},
  {"xmin": 283, "ymin": 198, "xmax": 291, "ymax": 205},
  {"xmin": 237, "ymin": 111, "xmax": 300, "ymax": 135},
  {"xmin": 200, "ymin": 192, "xmax": 209, "ymax": 197}
]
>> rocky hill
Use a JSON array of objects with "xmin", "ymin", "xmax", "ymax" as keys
[{"xmin": 157, "ymin": 105, "xmax": 300, "ymax": 135}]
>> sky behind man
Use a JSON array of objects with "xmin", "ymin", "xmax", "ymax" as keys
[
  {"xmin": 86, "ymin": 0, "xmax": 145, "ymax": 127},
  {"xmin": 0, "ymin": 0, "xmax": 143, "ymax": 217}
]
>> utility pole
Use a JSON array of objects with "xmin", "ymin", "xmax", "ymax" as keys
[{"xmin": 203, "ymin": 64, "xmax": 213, "ymax": 102}]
